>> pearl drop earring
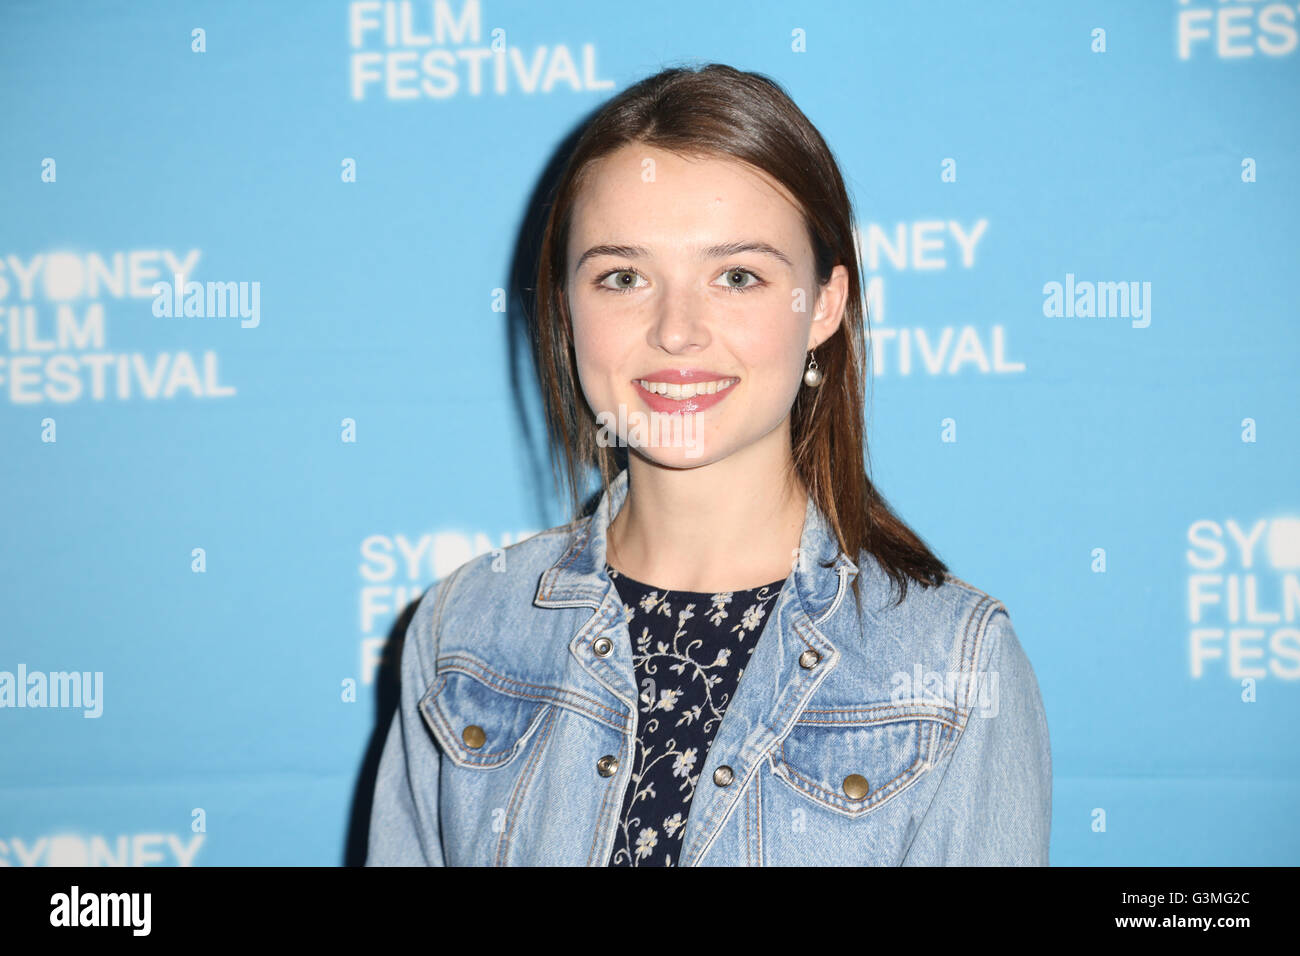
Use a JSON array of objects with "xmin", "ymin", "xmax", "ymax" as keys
[{"xmin": 803, "ymin": 349, "xmax": 823, "ymax": 387}]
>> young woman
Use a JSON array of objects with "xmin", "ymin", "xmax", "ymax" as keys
[{"xmin": 368, "ymin": 63, "xmax": 1051, "ymax": 867}]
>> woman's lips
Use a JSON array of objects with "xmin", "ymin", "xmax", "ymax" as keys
[{"xmin": 632, "ymin": 377, "xmax": 739, "ymax": 415}]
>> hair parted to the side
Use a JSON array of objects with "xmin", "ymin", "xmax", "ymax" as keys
[{"xmin": 530, "ymin": 61, "xmax": 948, "ymax": 610}]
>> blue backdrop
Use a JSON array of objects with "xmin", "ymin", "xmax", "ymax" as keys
[{"xmin": 1, "ymin": 0, "xmax": 1297, "ymax": 866}]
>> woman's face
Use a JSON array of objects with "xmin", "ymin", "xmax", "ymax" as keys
[{"xmin": 565, "ymin": 144, "xmax": 846, "ymax": 469}]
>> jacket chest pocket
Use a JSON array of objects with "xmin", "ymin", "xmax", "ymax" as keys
[
  {"xmin": 419, "ymin": 668, "xmax": 550, "ymax": 769},
  {"xmin": 769, "ymin": 704, "xmax": 959, "ymax": 818}
]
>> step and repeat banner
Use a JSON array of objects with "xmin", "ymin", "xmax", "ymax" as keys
[{"xmin": 1, "ymin": 1, "xmax": 1297, "ymax": 866}]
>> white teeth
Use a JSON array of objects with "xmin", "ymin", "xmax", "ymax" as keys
[{"xmin": 637, "ymin": 378, "xmax": 737, "ymax": 400}]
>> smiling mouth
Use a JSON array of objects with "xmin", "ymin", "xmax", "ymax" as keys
[{"xmin": 633, "ymin": 377, "xmax": 739, "ymax": 400}]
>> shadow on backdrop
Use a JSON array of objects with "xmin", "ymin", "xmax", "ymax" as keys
[{"xmin": 344, "ymin": 101, "xmax": 626, "ymax": 866}]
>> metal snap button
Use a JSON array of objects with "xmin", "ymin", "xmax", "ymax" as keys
[
  {"xmin": 593, "ymin": 636, "xmax": 613, "ymax": 657},
  {"xmin": 462, "ymin": 725, "xmax": 486, "ymax": 749},
  {"xmin": 713, "ymin": 765, "xmax": 734, "ymax": 787},
  {"xmin": 842, "ymin": 773, "xmax": 870, "ymax": 800},
  {"xmin": 597, "ymin": 754, "xmax": 619, "ymax": 777},
  {"xmin": 798, "ymin": 649, "xmax": 820, "ymax": 669}
]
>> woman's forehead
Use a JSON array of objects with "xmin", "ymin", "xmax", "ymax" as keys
[
  {"xmin": 578, "ymin": 144, "xmax": 798, "ymax": 207},
  {"xmin": 568, "ymin": 147, "xmax": 807, "ymax": 255}
]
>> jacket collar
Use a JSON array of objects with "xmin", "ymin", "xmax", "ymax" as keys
[{"xmin": 534, "ymin": 468, "xmax": 862, "ymax": 624}]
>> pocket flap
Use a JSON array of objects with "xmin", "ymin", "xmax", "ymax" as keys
[
  {"xmin": 771, "ymin": 702, "xmax": 958, "ymax": 816},
  {"xmin": 419, "ymin": 668, "xmax": 548, "ymax": 769}
]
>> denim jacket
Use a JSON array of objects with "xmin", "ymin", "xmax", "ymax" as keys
[{"xmin": 367, "ymin": 469, "xmax": 1052, "ymax": 866}]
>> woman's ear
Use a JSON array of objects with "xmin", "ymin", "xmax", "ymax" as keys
[{"xmin": 808, "ymin": 264, "xmax": 849, "ymax": 350}]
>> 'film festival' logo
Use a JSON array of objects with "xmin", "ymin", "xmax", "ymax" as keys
[
  {"xmin": 1186, "ymin": 516, "xmax": 1300, "ymax": 679},
  {"xmin": 1176, "ymin": 0, "xmax": 1299, "ymax": 60},
  {"xmin": 851, "ymin": 219, "xmax": 1024, "ymax": 377},
  {"xmin": 349, "ymin": 0, "xmax": 614, "ymax": 100},
  {"xmin": 1, "ymin": 831, "xmax": 204, "ymax": 867},
  {"xmin": 0, "ymin": 249, "xmax": 241, "ymax": 404}
]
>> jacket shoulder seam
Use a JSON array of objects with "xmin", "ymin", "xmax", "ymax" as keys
[
  {"xmin": 942, "ymin": 571, "xmax": 1003, "ymax": 607},
  {"xmin": 955, "ymin": 597, "xmax": 1006, "ymax": 714}
]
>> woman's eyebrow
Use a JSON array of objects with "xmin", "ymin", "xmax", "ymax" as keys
[{"xmin": 574, "ymin": 240, "xmax": 793, "ymax": 271}]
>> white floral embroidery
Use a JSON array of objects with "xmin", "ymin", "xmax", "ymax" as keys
[
  {"xmin": 675, "ymin": 703, "xmax": 702, "ymax": 728},
  {"xmin": 708, "ymin": 592, "xmax": 733, "ymax": 626},
  {"xmin": 736, "ymin": 601, "xmax": 767, "ymax": 632},
  {"xmin": 634, "ymin": 827, "xmax": 658, "ymax": 860},
  {"xmin": 672, "ymin": 747, "xmax": 698, "ymax": 781},
  {"xmin": 605, "ymin": 563, "xmax": 785, "ymax": 867}
]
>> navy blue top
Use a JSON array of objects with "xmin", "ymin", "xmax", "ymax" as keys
[{"xmin": 604, "ymin": 561, "xmax": 788, "ymax": 866}]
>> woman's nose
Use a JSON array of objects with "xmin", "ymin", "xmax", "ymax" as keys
[{"xmin": 648, "ymin": 285, "xmax": 710, "ymax": 352}]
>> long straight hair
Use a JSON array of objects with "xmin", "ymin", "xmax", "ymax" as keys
[{"xmin": 530, "ymin": 62, "xmax": 947, "ymax": 610}]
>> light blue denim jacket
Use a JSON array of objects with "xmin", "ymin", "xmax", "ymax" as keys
[{"xmin": 367, "ymin": 469, "xmax": 1051, "ymax": 866}]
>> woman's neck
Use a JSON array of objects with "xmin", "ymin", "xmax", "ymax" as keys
[{"xmin": 606, "ymin": 444, "xmax": 807, "ymax": 593}]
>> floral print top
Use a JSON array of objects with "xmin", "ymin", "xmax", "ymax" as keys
[{"xmin": 604, "ymin": 561, "xmax": 788, "ymax": 866}]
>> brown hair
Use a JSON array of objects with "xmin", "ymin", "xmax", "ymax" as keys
[{"xmin": 531, "ymin": 62, "xmax": 948, "ymax": 610}]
